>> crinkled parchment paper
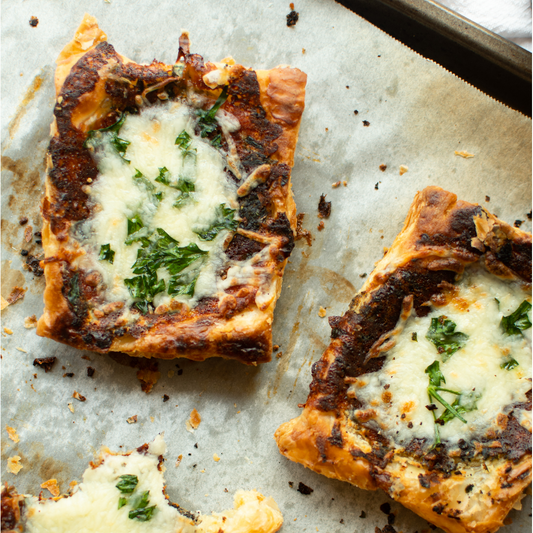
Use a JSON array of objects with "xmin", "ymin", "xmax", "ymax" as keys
[{"xmin": 1, "ymin": 1, "xmax": 531, "ymax": 531}]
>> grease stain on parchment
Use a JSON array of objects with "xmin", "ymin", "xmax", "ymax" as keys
[{"xmin": 1, "ymin": 260, "xmax": 26, "ymax": 301}]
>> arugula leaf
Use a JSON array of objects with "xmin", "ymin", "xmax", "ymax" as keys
[
  {"xmin": 118, "ymin": 497, "xmax": 128, "ymax": 509},
  {"xmin": 127, "ymin": 214, "xmax": 144, "ymax": 236},
  {"xmin": 437, "ymin": 391, "xmax": 481, "ymax": 424},
  {"xmin": 500, "ymin": 301, "xmax": 532, "ymax": 336},
  {"xmin": 116, "ymin": 474, "xmax": 138, "ymax": 494},
  {"xmin": 196, "ymin": 87, "xmax": 228, "ymax": 138},
  {"xmin": 426, "ymin": 316, "xmax": 468, "ymax": 361},
  {"xmin": 84, "ymin": 114, "xmax": 130, "ymax": 162},
  {"xmin": 195, "ymin": 204, "xmax": 238, "ymax": 241},
  {"xmin": 155, "ymin": 167, "xmax": 172, "ymax": 186},
  {"xmin": 425, "ymin": 360, "xmax": 446, "ymax": 387},
  {"xmin": 501, "ymin": 357, "xmax": 519, "ymax": 371},
  {"xmin": 99, "ymin": 244, "xmax": 115, "ymax": 264}
]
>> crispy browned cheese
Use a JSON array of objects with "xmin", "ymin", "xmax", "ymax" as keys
[
  {"xmin": 37, "ymin": 16, "xmax": 306, "ymax": 364},
  {"xmin": 276, "ymin": 186, "xmax": 532, "ymax": 533}
]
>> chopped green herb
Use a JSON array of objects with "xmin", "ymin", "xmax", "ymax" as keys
[
  {"xmin": 425, "ymin": 360, "xmax": 446, "ymax": 388},
  {"xmin": 175, "ymin": 130, "xmax": 196, "ymax": 157},
  {"xmin": 118, "ymin": 497, "xmax": 128, "ymax": 509},
  {"xmin": 116, "ymin": 474, "xmax": 138, "ymax": 494},
  {"xmin": 168, "ymin": 274, "xmax": 197, "ymax": 297},
  {"xmin": 501, "ymin": 357, "xmax": 519, "ymax": 371},
  {"xmin": 195, "ymin": 203, "xmax": 238, "ymax": 241},
  {"xmin": 154, "ymin": 167, "xmax": 171, "ymax": 186},
  {"xmin": 196, "ymin": 87, "xmax": 228, "ymax": 138},
  {"xmin": 426, "ymin": 316, "xmax": 468, "ymax": 361},
  {"xmin": 172, "ymin": 178, "xmax": 195, "ymax": 209},
  {"xmin": 500, "ymin": 300, "xmax": 532, "ymax": 336},
  {"xmin": 67, "ymin": 273, "xmax": 80, "ymax": 307},
  {"xmin": 84, "ymin": 114, "xmax": 130, "ymax": 162},
  {"xmin": 99, "ymin": 244, "xmax": 115, "ymax": 264},
  {"xmin": 494, "ymin": 298, "xmax": 500, "ymax": 307},
  {"xmin": 133, "ymin": 169, "xmax": 155, "ymax": 191},
  {"xmin": 411, "ymin": 332, "xmax": 418, "ymax": 342},
  {"xmin": 127, "ymin": 214, "xmax": 144, "ymax": 236},
  {"xmin": 129, "ymin": 505, "xmax": 157, "ymax": 521},
  {"xmin": 125, "ymin": 227, "xmax": 152, "ymax": 247},
  {"xmin": 211, "ymin": 134, "xmax": 222, "ymax": 148},
  {"xmin": 437, "ymin": 391, "xmax": 481, "ymax": 424}
]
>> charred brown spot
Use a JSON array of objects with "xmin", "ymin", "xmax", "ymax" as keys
[
  {"xmin": 33, "ymin": 357, "xmax": 57, "ymax": 372},
  {"xmin": 318, "ymin": 194, "xmax": 331, "ymax": 219},
  {"xmin": 225, "ymin": 234, "xmax": 265, "ymax": 261}
]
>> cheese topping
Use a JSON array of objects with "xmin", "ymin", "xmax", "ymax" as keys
[
  {"xmin": 78, "ymin": 101, "xmax": 239, "ymax": 311},
  {"xmin": 352, "ymin": 266, "xmax": 532, "ymax": 447}
]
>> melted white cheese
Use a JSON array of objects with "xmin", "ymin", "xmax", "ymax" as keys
[
  {"xmin": 352, "ymin": 266, "xmax": 532, "ymax": 447},
  {"xmin": 79, "ymin": 102, "xmax": 238, "ymax": 309},
  {"xmin": 26, "ymin": 436, "xmax": 196, "ymax": 533}
]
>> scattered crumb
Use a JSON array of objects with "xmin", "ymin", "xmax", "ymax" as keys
[
  {"xmin": 7, "ymin": 456, "xmax": 23, "ymax": 475},
  {"xmin": 1, "ymin": 296, "xmax": 9, "ymax": 311},
  {"xmin": 68, "ymin": 403, "xmax": 74, "ymax": 413},
  {"xmin": 317, "ymin": 221, "xmax": 325, "ymax": 231},
  {"xmin": 353, "ymin": 110, "xmax": 359, "ymax": 115},
  {"xmin": 175, "ymin": 454, "xmax": 183, "ymax": 468},
  {"xmin": 127, "ymin": 415, "xmax": 138, "ymax": 424},
  {"xmin": 16, "ymin": 347, "xmax": 27, "ymax": 353},
  {"xmin": 318, "ymin": 306, "xmax": 327, "ymax": 318},
  {"xmin": 162, "ymin": 394, "xmax": 170, "ymax": 402},
  {"xmin": 167, "ymin": 369, "xmax": 175, "ymax": 378},
  {"xmin": 6, "ymin": 426, "xmax": 19, "ymax": 443},
  {"xmin": 186, "ymin": 408, "xmax": 202, "ymax": 432},
  {"xmin": 81, "ymin": 355, "xmax": 91, "ymax": 361},
  {"xmin": 297, "ymin": 482, "xmax": 314, "ymax": 495},
  {"xmin": 455, "ymin": 150, "xmax": 474, "ymax": 158},
  {"xmin": 63, "ymin": 372, "xmax": 74, "ymax": 378},
  {"xmin": 375, "ymin": 182, "xmax": 380, "ymax": 190},
  {"xmin": 379, "ymin": 164, "xmax": 387, "ymax": 172},
  {"xmin": 276, "ymin": 351, "xmax": 283, "ymax": 359},
  {"xmin": 295, "ymin": 213, "xmax": 312, "ymax": 246},
  {"xmin": 360, "ymin": 273, "xmax": 367, "ymax": 278},
  {"xmin": 399, "ymin": 165, "xmax": 408, "ymax": 176},
  {"xmin": 302, "ymin": 48, "xmax": 306, "ymax": 54},
  {"xmin": 287, "ymin": 10, "xmax": 299, "ymax": 26},
  {"xmin": 150, "ymin": 416, "xmax": 155, "ymax": 423},
  {"xmin": 136, "ymin": 367, "xmax": 161, "ymax": 394},
  {"xmin": 24, "ymin": 226, "xmax": 33, "ymax": 243},
  {"xmin": 332, "ymin": 181, "xmax": 341, "ymax": 188},
  {"xmin": 29, "ymin": 16, "xmax": 39, "ymax": 27},
  {"xmin": 87, "ymin": 367, "xmax": 95, "ymax": 378},
  {"xmin": 360, "ymin": 510, "xmax": 367, "ymax": 518},
  {"xmin": 527, "ymin": 210, "xmax": 532, "ymax": 220},
  {"xmin": 69, "ymin": 481, "xmax": 78, "ymax": 491},
  {"xmin": 7, "ymin": 286, "xmax": 26, "ymax": 305},
  {"xmin": 25, "ymin": 254, "xmax": 44, "ymax": 277},
  {"xmin": 273, "ymin": 345, "xmax": 279, "ymax": 351},
  {"xmin": 485, "ymin": 195, "xmax": 490, "ymax": 202},
  {"xmin": 41, "ymin": 479, "xmax": 60, "ymax": 497},
  {"xmin": 342, "ymin": 180, "xmax": 347, "ymax": 187},
  {"xmin": 213, "ymin": 453, "xmax": 221, "ymax": 462},
  {"xmin": 362, "ymin": 120, "xmax": 370, "ymax": 127},
  {"xmin": 72, "ymin": 391, "xmax": 86, "ymax": 402},
  {"xmin": 24, "ymin": 315, "xmax": 38, "ymax": 329},
  {"xmin": 318, "ymin": 194, "xmax": 331, "ymax": 219},
  {"xmin": 514, "ymin": 220, "xmax": 523, "ymax": 228},
  {"xmin": 3, "ymin": 327, "xmax": 13, "ymax": 335},
  {"xmin": 19, "ymin": 217, "xmax": 28, "ymax": 225}
]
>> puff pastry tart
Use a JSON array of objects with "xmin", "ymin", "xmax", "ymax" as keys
[
  {"xmin": 276, "ymin": 187, "xmax": 532, "ymax": 533},
  {"xmin": 37, "ymin": 15, "xmax": 306, "ymax": 364},
  {"xmin": 1, "ymin": 436, "xmax": 283, "ymax": 533}
]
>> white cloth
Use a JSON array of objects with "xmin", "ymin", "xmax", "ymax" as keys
[{"xmin": 437, "ymin": 0, "xmax": 532, "ymax": 51}]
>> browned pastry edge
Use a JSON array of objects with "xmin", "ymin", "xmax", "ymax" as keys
[
  {"xmin": 36, "ymin": 15, "xmax": 307, "ymax": 364},
  {"xmin": 276, "ymin": 186, "xmax": 532, "ymax": 533}
]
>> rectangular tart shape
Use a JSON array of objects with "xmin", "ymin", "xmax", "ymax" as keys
[
  {"xmin": 37, "ymin": 15, "xmax": 306, "ymax": 364},
  {"xmin": 275, "ymin": 186, "xmax": 532, "ymax": 533}
]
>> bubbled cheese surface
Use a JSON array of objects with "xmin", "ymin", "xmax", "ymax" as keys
[
  {"xmin": 352, "ymin": 266, "xmax": 532, "ymax": 447},
  {"xmin": 80, "ymin": 101, "xmax": 237, "ymax": 309}
]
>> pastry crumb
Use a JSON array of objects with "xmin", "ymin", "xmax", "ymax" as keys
[
  {"xmin": 455, "ymin": 150, "xmax": 474, "ymax": 158},
  {"xmin": 332, "ymin": 181, "xmax": 341, "ymax": 188},
  {"xmin": 24, "ymin": 315, "xmax": 38, "ymax": 329},
  {"xmin": 7, "ymin": 456, "xmax": 23, "ymax": 475},
  {"xmin": 6, "ymin": 426, "xmax": 20, "ymax": 443},
  {"xmin": 175, "ymin": 454, "xmax": 183, "ymax": 468},
  {"xmin": 1, "ymin": 296, "xmax": 9, "ymax": 311},
  {"xmin": 295, "ymin": 213, "xmax": 312, "ymax": 246},
  {"xmin": 68, "ymin": 403, "xmax": 74, "ymax": 413},
  {"xmin": 137, "ymin": 367, "xmax": 161, "ymax": 394},
  {"xmin": 287, "ymin": 9, "xmax": 299, "ymax": 26},
  {"xmin": 127, "ymin": 415, "xmax": 138, "ymax": 424},
  {"xmin": 24, "ymin": 226, "xmax": 33, "ymax": 243},
  {"xmin": 343, "ymin": 180, "xmax": 347, "ymax": 187},
  {"xmin": 72, "ymin": 390, "xmax": 86, "ymax": 402},
  {"xmin": 318, "ymin": 306, "xmax": 327, "ymax": 318},
  {"xmin": 29, "ymin": 16, "xmax": 39, "ymax": 27},
  {"xmin": 41, "ymin": 479, "xmax": 60, "ymax": 497},
  {"xmin": 362, "ymin": 120, "xmax": 370, "ymax": 127},
  {"xmin": 15, "ymin": 347, "xmax": 27, "ymax": 353},
  {"xmin": 213, "ymin": 453, "xmax": 221, "ymax": 462},
  {"xmin": 33, "ymin": 357, "xmax": 56, "ymax": 373},
  {"xmin": 379, "ymin": 164, "xmax": 387, "ymax": 172},
  {"xmin": 399, "ymin": 165, "xmax": 408, "ymax": 176},
  {"xmin": 276, "ymin": 351, "xmax": 283, "ymax": 359},
  {"xmin": 317, "ymin": 221, "xmax": 325, "ymax": 231},
  {"xmin": 7, "ymin": 286, "xmax": 26, "ymax": 305},
  {"xmin": 3, "ymin": 327, "xmax": 13, "ymax": 335},
  {"xmin": 186, "ymin": 409, "xmax": 202, "ymax": 432},
  {"xmin": 318, "ymin": 194, "xmax": 331, "ymax": 219}
]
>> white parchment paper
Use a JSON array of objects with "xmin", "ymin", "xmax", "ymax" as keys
[{"xmin": 1, "ymin": 1, "xmax": 531, "ymax": 532}]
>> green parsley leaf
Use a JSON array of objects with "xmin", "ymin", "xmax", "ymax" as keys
[
  {"xmin": 110, "ymin": 136, "xmax": 131, "ymax": 162},
  {"xmin": 168, "ymin": 274, "xmax": 197, "ymax": 296},
  {"xmin": 425, "ymin": 360, "xmax": 446, "ymax": 388},
  {"xmin": 99, "ymin": 244, "xmax": 115, "ymax": 264},
  {"xmin": 125, "ymin": 227, "xmax": 152, "ymax": 247},
  {"xmin": 411, "ymin": 332, "xmax": 418, "ymax": 342},
  {"xmin": 84, "ymin": 114, "xmax": 130, "ymax": 162},
  {"xmin": 124, "ymin": 273, "xmax": 165, "ymax": 301},
  {"xmin": 437, "ymin": 391, "xmax": 481, "ymax": 424},
  {"xmin": 172, "ymin": 179, "xmax": 195, "ymax": 209},
  {"xmin": 127, "ymin": 214, "xmax": 144, "ymax": 236},
  {"xmin": 118, "ymin": 497, "xmax": 128, "ymax": 509},
  {"xmin": 211, "ymin": 134, "xmax": 222, "ymax": 148},
  {"xmin": 196, "ymin": 87, "xmax": 228, "ymax": 138},
  {"xmin": 67, "ymin": 273, "xmax": 80, "ymax": 308},
  {"xmin": 175, "ymin": 130, "xmax": 196, "ymax": 158},
  {"xmin": 426, "ymin": 316, "xmax": 468, "ymax": 361},
  {"xmin": 155, "ymin": 167, "xmax": 171, "ymax": 186},
  {"xmin": 501, "ymin": 357, "xmax": 519, "ymax": 371},
  {"xmin": 500, "ymin": 300, "xmax": 532, "ymax": 336},
  {"xmin": 129, "ymin": 505, "xmax": 157, "ymax": 521},
  {"xmin": 116, "ymin": 474, "xmax": 138, "ymax": 494},
  {"xmin": 133, "ymin": 169, "xmax": 155, "ymax": 191},
  {"xmin": 195, "ymin": 204, "xmax": 238, "ymax": 241}
]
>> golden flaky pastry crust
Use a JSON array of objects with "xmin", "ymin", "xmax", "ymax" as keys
[
  {"xmin": 37, "ymin": 15, "xmax": 306, "ymax": 364},
  {"xmin": 276, "ymin": 187, "xmax": 532, "ymax": 533}
]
